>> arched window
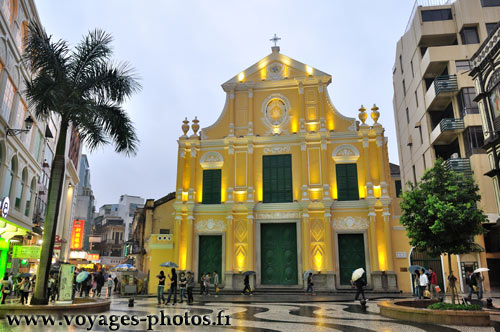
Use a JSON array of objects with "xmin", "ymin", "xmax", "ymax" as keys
[
  {"xmin": 15, "ymin": 167, "xmax": 26, "ymax": 210},
  {"xmin": 25, "ymin": 177, "xmax": 35, "ymax": 217},
  {"xmin": 2, "ymin": 156, "xmax": 16, "ymax": 201},
  {"xmin": 1, "ymin": 0, "xmax": 17, "ymax": 25}
]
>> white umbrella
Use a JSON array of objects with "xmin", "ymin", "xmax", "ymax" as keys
[
  {"xmin": 473, "ymin": 267, "xmax": 489, "ymax": 273},
  {"xmin": 351, "ymin": 268, "xmax": 365, "ymax": 282},
  {"xmin": 303, "ymin": 270, "xmax": 315, "ymax": 280}
]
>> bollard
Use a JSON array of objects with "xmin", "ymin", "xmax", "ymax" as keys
[
  {"xmin": 128, "ymin": 298, "xmax": 134, "ymax": 307},
  {"xmin": 487, "ymin": 298, "xmax": 493, "ymax": 309}
]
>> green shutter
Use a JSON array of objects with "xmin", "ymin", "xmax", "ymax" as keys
[
  {"xmin": 336, "ymin": 163, "xmax": 359, "ymax": 201},
  {"xmin": 263, "ymin": 154, "xmax": 293, "ymax": 203},
  {"xmin": 202, "ymin": 169, "xmax": 221, "ymax": 204}
]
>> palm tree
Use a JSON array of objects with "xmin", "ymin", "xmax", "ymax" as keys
[{"xmin": 23, "ymin": 23, "xmax": 141, "ymax": 304}]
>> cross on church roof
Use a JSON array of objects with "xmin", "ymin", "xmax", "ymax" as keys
[{"xmin": 270, "ymin": 33, "xmax": 281, "ymax": 47}]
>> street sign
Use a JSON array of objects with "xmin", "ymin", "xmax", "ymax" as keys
[
  {"xmin": 70, "ymin": 220, "xmax": 84, "ymax": 250},
  {"xmin": 0, "ymin": 197, "xmax": 9, "ymax": 218},
  {"xmin": 12, "ymin": 246, "xmax": 41, "ymax": 259},
  {"xmin": 58, "ymin": 264, "xmax": 75, "ymax": 301}
]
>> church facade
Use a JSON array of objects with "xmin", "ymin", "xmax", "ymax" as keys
[{"xmin": 171, "ymin": 46, "xmax": 405, "ymax": 291}]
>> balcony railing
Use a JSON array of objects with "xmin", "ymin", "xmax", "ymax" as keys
[
  {"xmin": 439, "ymin": 118, "xmax": 464, "ymax": 132},
  {"xmin": 445, "ymin": 158, "xmax": 472, "ymax": 176},
  {"xmin": 434, "ymin": 75, "xmax": 458, "ymax": 95}
]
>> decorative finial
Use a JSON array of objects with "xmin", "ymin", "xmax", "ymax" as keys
[
  {"xmin": 191, "ymin": 116, "xmax": 200, "ymax": 137},
  {"xmin": 358, "ymin": 105, "xmax": 367, "ymax": 125},
  {"xmin": 181, "ymin": 117, "xmax": 190, "ymax": 137},
  {"xmin": 270, "ymin": 33, "xmax": 281, "ymax": 53},
  {"xmin": 371, "ymin": 104, "xmax": 380, "ymax": 125}
]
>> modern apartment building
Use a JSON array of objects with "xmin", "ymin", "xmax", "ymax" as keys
[
  {"xmin": 74, "ymin": 154, "xmax": 95, "ymax": 251},
  {"xmin": 393, "ymin": 0, "xmax": 500, "ymax": 291}
]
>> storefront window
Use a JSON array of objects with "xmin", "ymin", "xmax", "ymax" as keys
[
  {"xmin": 2, "ymin": 158, "xmax": 15, "ymax": 201},
  {"xmin": 25, "ymin": 178, "xmax": 35, "ymax": 217}
]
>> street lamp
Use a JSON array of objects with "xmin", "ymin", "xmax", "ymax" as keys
[{"xmin": 7, "ymin": 115, "xmax": 34, "ymax": 136}]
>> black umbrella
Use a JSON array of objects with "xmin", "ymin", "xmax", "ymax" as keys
[{"xmin": 19, "ymin": 273, "xmax": 32, "ymax": 278}]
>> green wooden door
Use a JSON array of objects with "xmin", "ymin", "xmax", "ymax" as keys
[
  {"xmin": 336, "ymin": 163, "xmax": 359, "ymax": 201},
  {"xmin": 338, "ymin": 233, "xmax": 366, "ymax": 285},
  {"xmin": 261, "ymin": 223, "xmax": 298, "ymax": 285},
  {"xmin": 198, "ymin": 235, "xmax": 222, "ymax": 280}
]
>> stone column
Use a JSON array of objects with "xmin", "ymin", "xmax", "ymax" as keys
[
  {"xmin": 301, "ymin": 142, "xmax": 309, "ymax": 201},
  {"xmin": 174, "ymin": 214, "xmax": 182, "ymax": 267},
  {"xmin": 247, "ymin": 144, "xmax": 254, "ymax": 202},
  {"xmin": 228, "ymin": 90, "xmax": 235, "ymax": 137},
  {"xmin": 247, "ymin": 213, "xmax": 254, "ymax": 271},
  {"xmin": 320, "ymin": 139, "xmax": 330, "ymax": 200},
  {"xmin": 368, "ymin": 209, "xmax": 379, "ymax": 272},
  {"xmin": 383, "ymin": 208, "xmax": 393, "ymax": 271},
  {"xmin": 226, "ymin": 145, "xmax": 234, "ymax": 203},
  {"xmin": 299, "ymin": 81, "xmax": 305, "ymax": 133},
  {"xmin": 324, "ymin": 212, "xmax": 333, "ymax": 271},
  {"xmin": 318, "ymin": 83, "xmax": 327, "ymax": 132},
  {"xmin": 225, "ymin": 215, "xmax": 233, "ymax": 272},
  {"xmin": 185, "ymin": 215, "xmax": 194, "ymax": 271},
  {"xmin": 363, "ymin": 136, "xmax": 373, "ymax": 197},
  {"xmin": 376, "ymin": 136, "xmax": 388, "ymax": 197},
  {"xmin": 188, "ymin": 147, "xmax": 197, "ymax": 201},
  {"xmin": 302, "ymin": 212, "xmax": 310, "ymax": 271},
  {"xmin": 248, "ymin": 88, "xmax": 254, "ymax": 136}
]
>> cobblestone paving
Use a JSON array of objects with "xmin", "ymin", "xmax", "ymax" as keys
[{"xmin": 0, "ymin": 297, "xmax": 498, "ymax": 332}]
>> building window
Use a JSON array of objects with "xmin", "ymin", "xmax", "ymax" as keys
[
  {"xmin": 464, "ymin": 126, "xmax": 485, "ymax": 157},
  {"xmin": 406, "ymin": 108, "xmax": 410, "ymax": 124},
  {"xmin": 412, "ymin": 165, "xmax": 417, "ymax": 184},
  {"xmin": 1, "ymin": 78, "xmax": 14, "ymax": 120},
  {"xmin": 481, "ymin": 0, "xmax": 500, "ymax": 7},
  {"xmin": 458, "ymin": 87, "xmax": 479, "ymax": 117},
  {"xmin": 2, "ymin": 157, "xmax": 16, "ymax": 200},
  {"xmin": 25, "ymin": 177, "xmax": 35, "ymax": 217},
  {"xmin": 455, "ymin": 60, "xmax": 472, "ymax": 72},
  {"xmin": 263, "ymin": 154, "xmax": 293, "ymax": 203},
  {"xmin": 421, "ymin": 9, "xmax": 452, "ymax": 22},
  {"xmin": 402, "ymin": 79, "xmax": 406, "ymax": 96},
  {"xmin": 415, "ymin": 90, "xmax": 419, "ymax": 107},
  {"xmin": 460, "ymin": 27, "xmax": 480, "ymax": 45},
  {"xmin": 486, "ymin": 23, "xmax": 498, "ymax": 36},
  {"xmin": 15, "ymin": 168, "xmax": 26, "ymax": 210},
  {"xmin": 32, "ymin": 129, "xmax": 42, "ymax": 162},
  {"xmin": 418, "ymin": 126, "xmax": 423, "ymax": 144},
  {"xmin": 489, "ymin": 82, "xmax": 500, "ymax": 116},
  {"xmin": 399, "ymin": 55, "xmax": 403, "ymax": 73},
  {"xmin": 336, "ymin": 163, "xmax": 359, "ymax": 201},
  {"xmin": 395, "ymin": 180, "xmax": 402, "ymax": 198},
  {"xmin": 159, "ymin": 229, "xmax": 170, "ymax": 234},
  {"xmin": 202, "ymin": 169, "xmax": 221, "ymax": 204},
  {"xmin": 423, "ymin": 153, "xmax": 427, "ymax": 169},
  {"xmin": 410, "ymin": 60, "xmax": 414, "ymax": 78}
]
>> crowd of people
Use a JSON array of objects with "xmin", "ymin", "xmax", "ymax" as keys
[
  {"xmin": 0, "ymin": 273, "xmax": 52, "ymax": 305},
  {"xmin": 75, "ymin": 269, "xmax": 119, "ymax": 298}
]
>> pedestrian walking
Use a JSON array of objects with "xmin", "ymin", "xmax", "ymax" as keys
[
  {"xmin": 199, "ymin": 274, "xmax": 205, "ymax": 295},
  {"xmin": 465, "ymin": 270, "xmax": 475, "ymax": 300},
  {"xmin": 20, "ymin": 277, "xmax": 31, "ymax": 305},
  {"xmin": 179, "ymin": 272, "xmax": 187, "ymax": 303},
  {"xmin": 113, "ymin": 275, "xmax": 119, "ymax": 293},
  {"xmin": 186, "ymin": 272, "xmax": 194, "ymax": 304},
  {"xmin": 166, "ymin": 268, "xmax": 178, "ymax": 305},
  {"xmin": 204, "ymin": 273, "xmax": 211, "ymax": 295},
  {"xmin": 428, "ymin": 267, "xmax": 438, "ymax": 299},
  {"xmin": 156, "ymin": 271, "xmax": 166, "ymax": 305},
  {"xmin": 419, "ymin": 269, "xmax": 429, "ymax": 299},
  {"xmin": 351, "ymin": 273, "xmax": 367, "ymax": 301},
  {"xmin": 475, "ymin": 272, "xmax": 484, "ymax": 300},
  {"xmin": 241, "ymin": 274, "xmax": 252, "ymax": 295},
  {"xmin": 96, "ymin": 271, "xmax": 105, "ymax": 297},
  {"xmin": 1, "ymin": 275, "xmax": 12, "ymax": 304},
  {"xmin": 106, "ymin": 277, "xmax": 114, "ymax": 298},
  {"xmin": 413, "ymin": 272, "xmax": 420, "ymax": 298},
  {"xmin": 213, "ymin": 271, "xmax": 219, "ymax": 297},
  {"xmin": 306, "ymin": 273, "xmax": 314, "ymax": 295}
]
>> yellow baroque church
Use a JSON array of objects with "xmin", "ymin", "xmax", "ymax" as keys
[{"xmin": 133, "ymin": 46, "xmax": 415, "ymax": 294}]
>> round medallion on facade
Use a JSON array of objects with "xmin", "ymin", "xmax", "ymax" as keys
[
  {"xmin": 266, "ymin": 62, "xmax": 284, "ymax": 80},
  {"xmin": 261, "ymin": 94, "xmax": 291, "ymax": 135}
]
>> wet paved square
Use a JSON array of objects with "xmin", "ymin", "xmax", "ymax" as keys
[{"xmin": 0, "ymin": 297, "xmax": 498, "ymax": 332}]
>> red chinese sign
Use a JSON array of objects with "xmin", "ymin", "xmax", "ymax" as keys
[
  {"xmin": 70, "ymin": 220, "xmax": 85, "ymax": 250},
  {"xmin": 87, "ymin": 253, "xmax": 99, "ymax": 261}
]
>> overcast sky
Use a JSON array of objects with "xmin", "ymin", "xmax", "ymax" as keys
[{"xmin": 36, "ymin": 0, "xmax": 415, "ymax": 208}]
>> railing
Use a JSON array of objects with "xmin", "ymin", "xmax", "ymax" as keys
[
  {"xmin": 405, "ymin": 0, "xmax": 455, "ymax": 33},
  {"xmin": 445, "ymin": 158, "xmax": 472, "ymax": 176},
  {"xmin": 439, "ymin": 118, "xmax": 464, "ymax": 131},
  {"xmin": 434, "ymin": 75, "xmax": 458, "ymax": 95}
]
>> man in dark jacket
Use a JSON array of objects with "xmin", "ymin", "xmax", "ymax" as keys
[
  {"xmin": 96, "ymin": 271, "xmax": 105, "ymax": 297},
  {"xmin": 352, "ymin": 274, "xmax": 367, "ymax": 301}
]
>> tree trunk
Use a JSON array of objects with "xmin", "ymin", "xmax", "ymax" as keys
[
  {"xmin": 447, "ymin": 253, "xmax": 456, "ymax": 305},
  {"xmin": 31, "ymin": 120, "xmax": 68, "ymax": 305}
]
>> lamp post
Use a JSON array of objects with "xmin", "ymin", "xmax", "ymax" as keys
[{"xmin": 6, "ymin": 116, "xmax": 34, "ymax": 136}]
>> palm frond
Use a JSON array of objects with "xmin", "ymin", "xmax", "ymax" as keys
[{"xmin": 70, "ymin": 29, "xmax": 113, "ymax": 83}]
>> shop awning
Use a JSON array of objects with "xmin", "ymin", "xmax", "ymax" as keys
[{"xmin": 0, "ymin": 216, "xmax": 30, "ymax": 240}]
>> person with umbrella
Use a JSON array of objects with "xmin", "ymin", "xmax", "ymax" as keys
[
  {"xmin": 306, "ymin": 273, "xmax": 314, "ymax": 295},
  {"xmin": 351, "ymin": 268, "xmax": 367, "ymax": 301},
  {"xmin": 165, "ymin": 268, "xmax": 178, "ymax": 305},
  {"xmin": 241, "ymin": 272, "xmax": 253, "ymax": 296},
  {"xmin": 19, "ymin": 277, "xmax": 31, "ymax": 305}
]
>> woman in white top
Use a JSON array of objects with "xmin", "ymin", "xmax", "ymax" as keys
[{"xmin": 419, "ymin": 269, "xmax": 429, "ymax": 299}]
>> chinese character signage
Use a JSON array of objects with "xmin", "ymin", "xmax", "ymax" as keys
[
  {"xmin": 70, "ymin": 220, "xmax": 85, "ymax": 250},
  {"xmin": 87, "ymin": 253, "xmax": 99, "ymax": 261},
  {"xmin": 58, "ymin": 264, "xmax": 75, "ymax": 301},
  {"xmin": 12, "ymin": 246, "xmax": 41, "ymax": 259}
]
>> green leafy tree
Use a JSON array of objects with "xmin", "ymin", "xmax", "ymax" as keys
[
  {"xmin": 400, "ymin": 159, "xmax": 486, "ymax": 303},
  {"xmin": 23, "ymin": 23, "xmax": 141, "ymax": 304}
]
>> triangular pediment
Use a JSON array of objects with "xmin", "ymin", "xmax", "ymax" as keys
[{"xmin": 222, "ymin": 47, "xmax": 330, "ymax": 89}]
